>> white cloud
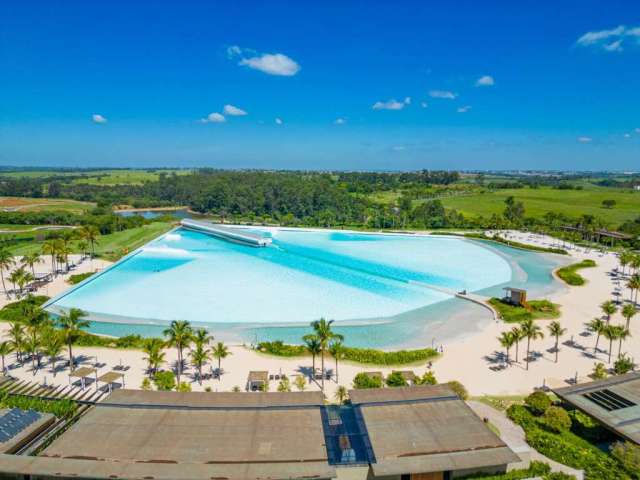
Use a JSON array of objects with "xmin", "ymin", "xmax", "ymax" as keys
[
  {"xmin": 420, "ymin": 101, "xmax": 428, "ymax": 108},
  {"xmin": 239, "ymin": 53, "xmax": 300, "ymax": 76},
  {"xmin": 223, "ymin": 104, "xmax": 248, "ymax": 116},
  {"xmin": 372, "ymin": 99, "xmax": 406, "ymax": 110},
  {"xmin": 226, "ymin": 45, "xmax": 243, "ymax": 58},
  {"xmin": 457, "ymin": 105, "xmax": 472, "ymax": 113},
  {"xmin": 275, "ymin": 118, "xmax": 283, "ymax": 125},
  {"xmin": 92, "ymin": 114, "xmax": 107, "ymax": 124},
  {"xmin": 334, "ymin": 118, "xmax": 346, "ymax": 125},
  {"xmin": 475, "ymin": 75, "xmax": 495, "ymax": 87},
  {"xmin": 200, "ymin": 112, "xmax": 226, "ymax": 123},
  {"xmin": 429, "ymin": 90, "xmax": 457, "ymax": 99},
  {"xmin": 577, "ymin": 136, "xmax": 592, "ymax": 143},
  {"xmin": 624, "ymin": 133, "xmax": 631, "ymax": 138},
  {"xmin": 404, "ymin": 97, "xmax": 411, "ymax": 105},
  {"xmin": 576, "ymin": 25, "xmax": 639, "ymax": 52}
]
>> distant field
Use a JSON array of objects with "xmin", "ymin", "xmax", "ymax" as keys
[
  {"xmin": 71, "ymin": 169, "xmax": 192, "ymax": 186},
  {"xmin": 0, "ymin": 197, "xmax": 94, "ymax": 214},
  {"xmin": 440, "ymin": 186, "xmax": 640, "ymax": 225}
]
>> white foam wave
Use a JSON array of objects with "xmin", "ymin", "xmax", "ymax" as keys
[
  {"xmin": 165, "ymin": 233, "xmax": 182, "ymax": 241},
  {"xmin": 142, "ymin": 246, "xmax": 192, "ymax": 257}
]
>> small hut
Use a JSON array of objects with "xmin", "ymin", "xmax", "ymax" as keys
[
  {"xmin": 503, "ymin": 287, "xmax": 527, "ymax": 306},
  {"xmin": 246, "ymin": 371, "xmax": 269, "ymax": 391}
]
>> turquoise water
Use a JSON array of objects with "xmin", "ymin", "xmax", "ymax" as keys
[{"xmin": 46, "ymin": 228, "xmax": 568, "ymax": 348}]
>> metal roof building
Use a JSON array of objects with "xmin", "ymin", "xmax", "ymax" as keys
[
  {"xmin": 0, "ymin": 386, "xmax": 520, "ymax": 480},
  {"xmin": 553, "ymin": 372, "xmax": 640, "ymax": 445}
]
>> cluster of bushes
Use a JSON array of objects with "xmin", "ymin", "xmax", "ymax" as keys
[
  {"xmin": 73, "ymin": 332, "xmax": 149, "ymax": 349},
  {"xmin": 351, "ymin": 371, "xmax": 468, "ymax": 399},
  {"xmin": 556, "ymin": 259, "xmax": 597, "ymax": 286},
  {"xmin": 459, "ymin": 460, "xmax": 570, "ymax": 480},
  {"xmin": 489, "ymin": 298, "xmax": 560, "ymax": 323},
  {"xmin": 507, "ymin": 392, "xmax": 637, "ymax": 479},
  {"xmin": 67, "ymin": 272, "xmax": 94, "ymax": 285},
  {"xmin": 0, "ymin": 295, "xmax": 49, "ymax": 322},
  {"xmin": 256, "ymin": 341, "xmax": 438, "ymax": 366},
  {"xmin": 0, "ymin": 389, "xmax": 77, "ymax": 418}
]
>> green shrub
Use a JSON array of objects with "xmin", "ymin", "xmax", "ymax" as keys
[
  {"xmin": 0, "ymin": 389, "xmax": 77, "ymax": 418},
  {"xmin": 353, "ymin": 372, "xmax": 383, "ymax": 389},
  {"xmin": 153, "ymin": 371, "xmax": 176, "ymax": 391},
  {"xmin": 556, "ymin": 260, "xmax": 596, "ymax": 286},
  {"xmin": 525, "ymin": 391, "xmax": 552, "ymax": 415},
  {"xmin": 177, "ymin": 381, "xmax": 191, "ymax": 392},
  {"xmin": 544, "ymin": 473, "xmax": 577, "ymax": 480},
  {"xmin": 543, "ymin": 406, "xmax": 572, "ymax": 433},
  {"xmin": 67, "ymin": 272, "xmax": 95, "ymax": 285},
  {"xmin": 0, "ymin": 295, "xmax": 49, "ymax": 322},
  {"xmin": 489, "ymin": 298, "xmax": 560, "ymax": 323},
  {"xmin": 611, "ymin": 441, "xmax": 640, "ymax": 472},
  {"xmin": 256, "ymin": 341, "xmax": 306, "ymax": 357},
  {"xmin": 592, "ymin": 362, "xmax": 608, "ymax": 380},
  {"xmin": 569, "ymin": 410, "xmax": 609, "ymax": 443},
  {"xmin": 417, "ymin": 370, "xmax": 437, "ymax": 385},
  {"xmin": 445, "ymin": 380, "xmax": 469, "ymax": 400},
  {"xmin": 385, "ymin": 371, "xmax": 408, "ymax": 387},
  {"xmin": 140, "ymin": 378, "xmax": 152, "ymax": 390},
  {"xmin": 614, "ymin": 355, "xmax": 635, "ymax": 375},
  {"xmin": 458, "ymin": 460, "xmax": 551, "ymax": 479}
]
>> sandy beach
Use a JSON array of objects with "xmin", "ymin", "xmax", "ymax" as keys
[{"xmin": 0, "ymin": 232, "xmax": 636, "ymax": 399}]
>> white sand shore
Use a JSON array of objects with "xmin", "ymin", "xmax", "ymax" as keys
[{"xmin": 0, "ymin": 234, "xmax": 636, "ymax": 399}]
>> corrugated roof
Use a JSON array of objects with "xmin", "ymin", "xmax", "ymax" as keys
[
  {"xmin": 351, "ymin": 386, "xmax": 519, "ymax": 475},
  {"xmin": 553, "ymin": 372, "xmax": 640, "ymax": 444}
]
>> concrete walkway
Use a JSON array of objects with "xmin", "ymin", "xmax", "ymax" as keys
[{"xmin": 468, "ymin": 401, "xmax": 583, "ymax": 479}]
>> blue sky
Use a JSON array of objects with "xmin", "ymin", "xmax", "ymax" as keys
[{"xmin": 1, "ymin": 1, "xmax": 639, "ymax": 171}]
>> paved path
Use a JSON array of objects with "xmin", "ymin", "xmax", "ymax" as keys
[{"xmin": 468, "ymin": 401, "xmax": 584, "ymax": 479}]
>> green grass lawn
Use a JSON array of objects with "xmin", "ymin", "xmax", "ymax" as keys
[
  {"xmin": 0, "ymin": 196, "xmax": 94, "ymax": 214},
  {"xmin": 489, "ymin": 298, "xmax": 560, "ymax": 323},
  {"xmin": 440, "ymin": 186, "xmax": 640, "ymax": 226},
  {"xmin": 2, "ymin": 222, "xmax": 175, "ymax": 259},
  {"xmin": 556, "ymin": 259, "xmax": 597, "ymax": 286},
  {"xmin": 71, "ymin": 169, "xmax": 192, "ymax": 186}
]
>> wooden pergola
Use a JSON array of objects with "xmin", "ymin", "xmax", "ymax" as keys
[
  {"xmin": 69, "ymin": 367, "xmax": 97, "ymax": 390},
  {"xmin": 97, "ymin": 371, "xmax": 125, "ymax": 393}
]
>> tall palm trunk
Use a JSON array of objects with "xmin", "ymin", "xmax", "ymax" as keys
[
  {"xmin": 0, "ymin": 268, "xmax": 8, "ymax": 299},
  {"xmin": 51, "ymin": 356, "xmax": 57, "ymax": 377},
  {"xmin": 335, "ymin": 357, "xmax": 339, "ymax": 383},
  {"xmin": 320, "ymin": 349, "xmax": 325, "ymax": 390},
  {"xmin": 68, "ymin": 343, "xmax": 74, "ymax": 371},
  {"xmin": 618, "ymin": 337, "xmax": 624, "ymax": 358},
  {"xmin": 608, "ymin": 338, "xmax": 613, "ymax": 363},
  {"xmin": 526, "ymin": 337, "xmax": 531, "ymax": 370},
  {"xmin": 514, "ymin": 340, "xmax": 519, "ymax": 362},
  {"xmin": 594, "ymin": 332, "xmax": 601, "ymax": 353},
  {"xmin": 177, "ymin": 348, "xmax": 182, "ymax": 385}
]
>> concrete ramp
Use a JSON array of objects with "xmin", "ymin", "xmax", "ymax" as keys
[{"xmin": 180, "ymin": 219, "xmax": 271, "ymax": 247}]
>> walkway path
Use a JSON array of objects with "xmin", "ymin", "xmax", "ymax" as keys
[{"xmin": 468, "ymin": 401, "xmax": 583, "ymax": 479}]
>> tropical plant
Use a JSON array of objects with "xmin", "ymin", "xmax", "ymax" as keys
[
  {"xmin": 211, "ymin": 341, "xmax": 230, "ymax": 378},
  {"xmin": 41, "ymin": 328, "xmax": 64, "ymax": 376},
  {"xmin": 41, "ymin": 239, "xmax": 59, "ymax": 276},
  {"xmin": 445, "ymin": 380, "xmax": 469, "ymax": 400},
  {"xmin": 621, "ymin": 303, "xmax": 637, "ymax": 331},
  {"xmin": 303, "ymin": 334, "xmax": 321, "ymax": 376},
  {"xmin": 79, "ymin": 225, "xmax": 100, "ymax": 258},
  {"xmin": 586, "ymin": 318, "xmax": 606, "ymax": 354},
  {"xmin": 57, "ymin": 307, "xmax": 89, "ymax": 371},
  {"xmin": 602, "ymin": 325, "xmax": 624, "ymax": 363},
  {"xmin": 591, "ymin": 362, "xmax": 608, "ymax": 380},
  {"xmin": 335, "ymin": 385, "xmax": 348, "ymax": 404},
  {"xmin": 520, "ymin": 318, "xmax": 544, "ymax": 370},
  {"xmin": 308, "ymin": 318, "xmax": 343, "ymax": 391},
  {"xmin": 498, "ymin": 331, "xmax": 515, "ymax": 365},
  {"xmin": 613, "ymin": 354, "xmax": 635, "ymax": 375},
  {"xmin": 141, "ymin": 377, "xmax": 152, "ymax": 390},
  {"xmin": 277, "ymin": 376, "xmax": 291, "ymax": 392},
  {"xmin": 543, "ymin": 406, "xmax": 572, "ymax": 433},
  {"xmin": 627, "ymin": 274, "xmax": 640, "ymax": 305},
  {"xmin": 190, "ymin": 343, "xmax": 210, "ymax": 385},
  {"xmin": 0, "ymin": 247, "xmax": 15, "ymax": 298},
  {"xmin": 610, "ymin": 441, "xmax": 640, "ymax": 472},
  {"xmin": 142, "ymin": 338, "xmax": 165, "ymax": 376},
  {"xmin": 417, "ymin": 370, "xmax": 437, "ymax": 385},
  {"xmin": 294, "ymin": 375, "xmax": 306, "ymax": 391},
  {"xmin": 386, "ymin": 371, "xmax": 408, "ymax": 387},
  {"xmin": 153, "ymin": 370, "xmax": 176, "ymax": 391},
  {"xmin": 615, "ymin": 326, "xmax": 631, "ymax": 359},
  {"xmin": 525, "ymin": 391, "xmax": 552, "ymax": 415},
  {"xmin": 193, "ymin": 328, "xmax": 212, "ymax": 349},
  {"xmin": 600, "ymin": 300, "xmax": 617, "ymax": 324},
  {"xmin": 163, "ymin": 320, "xmax": 194, "ymax": 385},
  {"xmin": 328, "ymin": 340, "xmax": 344, "ymax": 382},
  {"xmin": 352, "ymin": 372, "xmax": 382, "ymax": 389},
  {"xmin": 177, "ymin": 381, "xmax": 191, "ymax": 392},
  {"xmin": 6, "ymin": 321, "xmax": 25, "ymax": 364},
  {"xmin": 547, "ymin": 321, "xmax": 566, "ymax": 363},
  {"xmin": 21, "ymin": 252, "xmax": 42, "ymax": 278},
  {"xmin": 0, "ymin": 341, "xmax": 13, "ymax": 374},
  {"xmin": 511, "ymin": 326, "xmax": 524, "ymax": 363}
]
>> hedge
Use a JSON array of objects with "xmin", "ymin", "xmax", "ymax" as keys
[
  {"xmin": 556, "ymin": 260, "xmax": 597, "ymax": 286},
  {"xmin": 0, "ymin": 389, "xmax": 77, "ymax": 419}
]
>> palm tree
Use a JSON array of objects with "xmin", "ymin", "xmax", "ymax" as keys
[
  {"xmin": 142, "ymin": 338, "xmax": 165, "ymax": 375},
  {"xmin": 303, "ymin": 335, "xmax": 321, "ymax": 382},
  {"xmin": 547, "ymin": 321, "xmax": 567, "ymax": 363},
  {"xmin": 21, "ymin": 252, "xmax": 42, "ymax": 278},
  {"xmin": 622, "ymin": 304, "xmax": 637, "ymax": 331},
  {"xmin": 193, "ymin": 328, "xmax": 212, "ymax": 349},
  {"xmin": 42, "ymin": 328, "xmax": 64, "ymax": 376},
  {"xmin": 211, "ymin": 342, "xmax": 230, "ymax": 378},
  {"xmin": 41, "ymin": 239, "xmax": 59, "ymax": 276},
  {"xmin": 163, "ymin": 320, "xmax": 194, "ymax": 385},
  {"xmin": 24, "ymin": 336, "xmax": 40, "ymax": 374},
  {"xmin": 8, "ymin": 268, "xmax": 24, "ymax": 297},
  {"xmin": 0, "ymin": 341, "xmax": 13, "ymax": 374},
  {"xmin": 602, "ymin": 325, "xmax": 620, "ymax": 364},
  {"xmin": 627, "ymin": 274, "xmax": 640, "ymax": 305},
  {"xmin": 620, "ymin": 251, "xmax": 632, "ymax": 276},
  {"xmin": 21, "ymin": 300, "xmax": 50, "ymax": 369},
  {"xmin": 57, "ymin": 308, "xmax": 89, "ymax": 371},
  {"xmin": 77, "ymin": 240, "xmax": 89, "ymax": 259},
  {"xmin": 16, "ymin": 270, "xmax": 34, "ymax": 296},
  {"xmin": 0, "ymin": 247, "xmax": 15, "ymax": 298},
  {"xmin": 309, "ymin": 318, "xmax": 344, "ymax": 391},
  {"xmin": 190, "ymin": 344, "xmax": 210, "ymax": 385},
  {"xmin": 600, "ymin": 300, "xmax": 617, "ymax": 324},
  {"xmin": 328, "ymin": 340, "xmax": 345, "ymax": 383},
  {"xmin": 521, "ymin": 318, "xmax": 544, "ymax": 370},
  {"xmin": 511, "ymin": 326, "xmax": 523, "ymax": 363},
  {"xmin": 79, "ymin": 225, "xmax": 100, "ymax": 258},
  {"xmin": 335, "ymin": 385, "xmax": 348, "ymax": 404},
  {"xmin": 498, "ymin": 331, "xmax": 514, "ymax": 365},
  {"xmin": 616, "ymin": 326, "xmax": 631, "ymax": 359},
  {"xmin": 586, "ymin": 318, "xmax": 606, "ymax": 354},
  {"xmin": 7, "ymin": 321, "xmax": 25, "ymax": 364}
]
